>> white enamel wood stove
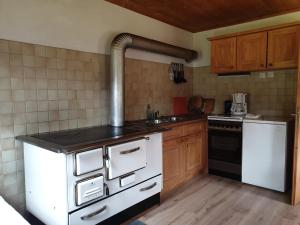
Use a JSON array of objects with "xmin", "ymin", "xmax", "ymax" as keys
[{"xmin": 23, "ymin": 133, "xmax": 162, "ymax": 225}]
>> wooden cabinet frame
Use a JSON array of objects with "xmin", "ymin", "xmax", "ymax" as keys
[
  {"xmin": 162, "ymin": 121, "xmax": 207, "ymax": 196},
  {"xmin": 292, "ymin": 27, "xmax": 300, "ymax": 205}
]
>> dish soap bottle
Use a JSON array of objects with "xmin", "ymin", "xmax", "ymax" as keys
[{"xmin": 146, "ymin": 104, "xmax": 152, "ymax": 120}]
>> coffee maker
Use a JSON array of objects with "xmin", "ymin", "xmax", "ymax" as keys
[{"xmin": 231, "ymin": 93, "xmax": 247, "ymax": 116}]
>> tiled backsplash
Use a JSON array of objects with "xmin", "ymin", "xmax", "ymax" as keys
[
  {"xmin": 193, "ymin": 66, "xmax": 297, "ymax": 116},
  {"xmin": 125, "ymin": 58, "xmax": 193, "ymax": 120},
  {"xmin": 0, "ymin": 39, "xmax": 111, "ymax": 211},
  {"xmin": 0, "ymin": 39, "xmax": 193, "ymax": 211}
]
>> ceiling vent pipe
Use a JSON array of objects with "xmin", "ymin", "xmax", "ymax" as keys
[{"xmin": 110, "ymin": 33, "xmax": 198, "ymax": 127}]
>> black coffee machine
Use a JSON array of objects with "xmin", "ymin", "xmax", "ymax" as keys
[{"xmin": 224, "ymin": 100, "xmax": 232, "ymax": 116}]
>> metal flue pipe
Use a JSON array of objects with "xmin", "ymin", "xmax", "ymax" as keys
[{"xmin": 110, "ymin": 33, "xmax": 198, "ymax": 127}]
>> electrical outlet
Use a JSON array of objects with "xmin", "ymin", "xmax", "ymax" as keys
[
  {"xmin": 259, "ymin": 72, "xmax": 266, "ymax": 78},
  {"xmin": 267, "ymin": 71, "xmax": 274, "ymax": 78}
]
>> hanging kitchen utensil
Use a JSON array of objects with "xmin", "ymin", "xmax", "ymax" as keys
[
  {"xmin": 181, "ymin": 64, "xmax": 187, "ymax": 83},
  {"xmin": 168, "ymin": 64, "xmax": 174, "ymax": 81},
  {"xmin": 170, "ymin": 63, "xmax": 187, "ymax": 84},
  {"xmin": 173, "ymin": 63, "xmax": 179, "ymax": 84}
]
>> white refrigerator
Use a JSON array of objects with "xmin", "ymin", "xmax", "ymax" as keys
[{"xmin": 242, "ymin": 119, "xmax": 291, "ymax": 192}]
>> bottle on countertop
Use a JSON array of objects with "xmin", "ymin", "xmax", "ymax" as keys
[{"xmin": 146, "ymin": 104, "xmax": 152, "ymax": 120}]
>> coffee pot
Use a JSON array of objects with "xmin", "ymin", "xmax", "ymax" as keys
[{"xmin": 231, "ymin": 93, "xmax": 247, "ymax": 116}]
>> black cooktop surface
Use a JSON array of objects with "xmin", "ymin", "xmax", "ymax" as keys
[
  {"xmin": 17, "ymin": 124, "xmax": 166, "ymax": 154},
  {"xmin": 31, "ymin": 126, "xmax": 140, "ymax": 146}
]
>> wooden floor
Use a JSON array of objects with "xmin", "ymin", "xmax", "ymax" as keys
[{"xmin": 137, "ymin": 175, "xmax": 300, "ymax": 225}]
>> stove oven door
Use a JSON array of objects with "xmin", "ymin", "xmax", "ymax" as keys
[
  {"xmin": 208, "ymin": 126, "xmax": 242, "ymax": 180},
  {"xmin": 208, "ymin": 129, "xmax": 242, "ymax": 164},
  {"xmin": 106, "ymin": 138, "xmax": 147, "ymax": 180}
]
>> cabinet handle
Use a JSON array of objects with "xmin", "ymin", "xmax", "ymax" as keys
[
  {"xmin": 140, "ymin": 182, "xmax": 157, "ymax": 192},
  {"xmin": 104, "ymin": 155, "xmax": 111, "ymax": 168},
  {"xmin": 260, "ymin": 64, "xmax": 265, "ymax": 67},
  {"xmin": 268, "ymin": 63, "xmax": 273, "ymax": 67},
  {"xmin": 80, "ymin": 205, "xmax": 107, "ymax": 220}
]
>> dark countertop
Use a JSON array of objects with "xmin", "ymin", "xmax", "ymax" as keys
[{"xmin": 17, "ymin": 115, "xmax": 207, "ymax": 154}]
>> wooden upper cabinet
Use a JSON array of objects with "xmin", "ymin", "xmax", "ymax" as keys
[
  {"xmin": 210, "ymin": 23, "xmax": 300, "ymax": 73},
  {"xmin": 211, "ymin": 37, "xmax": 237, "ymax": 74},
  {"xmin": 237, "ymin": 32, "xmax": 267, "ymax": 71},
  {"xmin": 267, "ymin": 26, "xmax": 299, "ymax": 69}
]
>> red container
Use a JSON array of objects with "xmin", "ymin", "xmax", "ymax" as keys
[{"xmin": 173, "ymin": 97, "xmax": 188, "ymax": 116}]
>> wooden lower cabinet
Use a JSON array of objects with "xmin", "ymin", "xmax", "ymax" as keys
[
  {"xmin": 185, "ymin": 133, "xmax": 204, "ymax": 179},
  {"xmin": 162, "ymin": 139, "xmax": 186, "ymax": 194},
  {"xmin": 162, "ymin": 121, "xmax": 207, "ymax": 196}
]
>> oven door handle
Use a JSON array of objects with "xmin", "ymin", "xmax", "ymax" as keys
[
  {"xmin": 80, "ymin": 205, "xmax": 107, "ymax": 220},
  {"xmin": 120, "ymin": 147, "xmax": 140, "ymax": 155},
  {"xmin": 140, "ymin": 182, "xmax": 157, "ymax": 192}
]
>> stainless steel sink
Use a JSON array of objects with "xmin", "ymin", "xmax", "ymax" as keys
[
  {"xmin": 149, "ymin": 116, "xmax": 184, "ymax": 125},
  {"xmin": 153, "ymin": 119, "xmax": 163, "ymax": 124}
]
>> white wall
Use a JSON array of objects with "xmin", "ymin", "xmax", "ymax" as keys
[
  {"xmin": 193, "ymin": 11, "xmax": 300, "ymax": 67},
  {"xmin": 1, "ymin": 0, "xmax": 300, "ymax": 67},
  {"xmin": 0, "ymin": 0, "xmax": 193, "ymax": 64}
]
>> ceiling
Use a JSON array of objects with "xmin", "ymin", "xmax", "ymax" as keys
[{"xmin": 105, "ymin": 0, "xmax": 300, "ymax": 32}]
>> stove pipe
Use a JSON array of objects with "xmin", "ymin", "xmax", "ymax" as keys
[{"xmin": 110, "ymin": 33, "xmax": 198, "ymax": 127}]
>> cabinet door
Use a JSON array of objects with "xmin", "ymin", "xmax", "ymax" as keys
[
  {"xmin": 185, "ymin": 133, "xmax": 204, "ymax": 179},
  {"xmin": 237, "ymin": 32, "xmax": 267, "ymax": 71},
  {"xmin": 268, "ymin": 26, "xmax": 299, "ymax": 69},
  {"xmin": 211, "ymin": 37, "xmax": 237, "ymax": 74},
  {"xmin": 162, "ymin": 139, "xmax": 185, "ymax": 194}
]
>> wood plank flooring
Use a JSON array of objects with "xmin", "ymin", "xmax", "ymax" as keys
[{"xmin": 137, "ymin": 175, "xmax": 300, "ymax": 225}]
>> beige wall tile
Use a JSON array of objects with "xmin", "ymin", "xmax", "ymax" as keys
[
  {"xmin": 48, "ymin": 100, "xmax": 58, "ymax": 110},
  {"xmin": 38, "ymin": 122, "xmax": 49, "ymax": 133},
  {"xmin": 22, "ymin": 44, "xmax": 34, "ymax": 56},
  {"xmin": 0, "ymin": 78, "xmax": 11, "ymax": 89},
  {"xmin": 26, "ymin": 123, "xmax": 38, "ymax": 134},
  {"xmin": 8, "ymin": 42, "xmax": 22, "ymax": 54},
  {"xmin": 1, "ymin": 114, "xmax": 13, "ymax": 126},
  {"xmin": 37, "ymin": 90, "xmax": 48, "ymax": 100},
  {"xmin": 23, "ymin": 56, "xmax": 35, "ymax": 67},
  {"xmin": 38, "ymin": 111, "xmax": 48, "ymax": 122},
  {"xmin": 38, "ymin": 101, "xmax": 48, "ymax": 111},
  {"xmin": 34, "ymin": 45, "xmax": 46, "ymax": 57},
  {"xmin": 35, "ymin": 57, "xmax": 46, "ymax": 68},
  {"xmin": 0, "ymin": 90, "xmax": 12, "ymax": 101},
  {"xmin": 2, "ymin": 149, "xmax": 16, "ymax": 162},
  {"xmin": 0, "ymin": 103, "xmax": 13, "ymax": 114},
  {"xmin": 0, "ymin": 65, "xmax": 11, "ymax": 77},
  {"xmin": 0, "ymin": 53, "xmax": 9, "ymax": 65},
  {"xmin": 0, "ymin": 40, "xmax": 9, "ymax": 53},
  {"xmin": 10, "ymin": 66, "xmax": 23, "ymax": 78},
  {"xmin": 25, "ymin": 112, "xmax": 37, "ymax": 123}
]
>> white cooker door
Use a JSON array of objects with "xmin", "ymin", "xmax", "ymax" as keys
[{"xmin": 107, "ymin": 139, "xmax": 147, "ymax": 180}]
